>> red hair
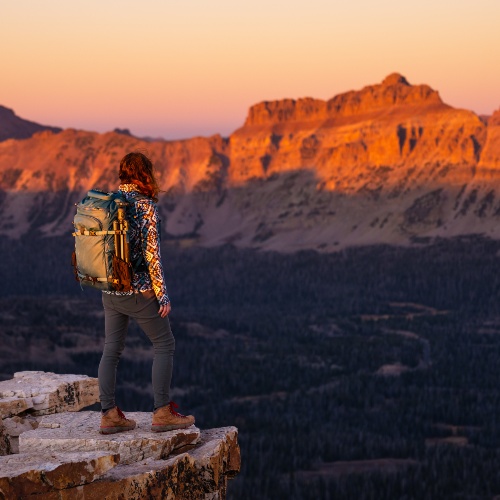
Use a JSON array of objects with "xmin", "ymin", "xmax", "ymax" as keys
[{"xmin": 119, "ymin": 152, "xmax": 160, "ymax": 202}]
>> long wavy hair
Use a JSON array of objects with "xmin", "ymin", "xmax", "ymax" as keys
[{"xmin": 119, "ymin": 152, "xmax": 160, "ymax": 202}]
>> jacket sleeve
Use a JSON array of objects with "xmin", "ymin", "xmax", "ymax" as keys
[{"xmin": 137, "ymin": 199, "xmax": 170, "ymax": 305}]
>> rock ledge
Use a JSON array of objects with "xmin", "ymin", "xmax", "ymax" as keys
[{"xmin": 0, "ymin": 372, "xmax": 240, "ymax": 499}]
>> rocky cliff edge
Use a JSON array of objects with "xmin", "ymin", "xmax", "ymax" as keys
[{"xmin": 0, "ymin": 371, "xmax": 240, "ymax": 499}]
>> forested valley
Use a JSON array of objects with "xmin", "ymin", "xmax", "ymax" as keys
[{"xmin": 2, "ymin": 235, "xmax": 500, "ymax": 498}]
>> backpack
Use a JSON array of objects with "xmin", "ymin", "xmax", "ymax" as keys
[{"xmin": 71, "ymin": 189, "xmax": 134, "ymax": 292}]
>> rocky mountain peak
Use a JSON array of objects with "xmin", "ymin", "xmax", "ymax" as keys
[
  {"xmin": 382, "ymin": 73, "xmax": 410, "ymax": 86},
  {"xmin": 0, "ymin": 106, "xmax": 16, "ymax": 118},
  {"xmin": 489, "ymin": 108, "xmax": 500, "ymax": 126},
  {"xmin": 326, "ymin": 74, "xmax": 443, "ymax": 118},
  {"xmin": 244, "ymin": 75, "xmax": 443, "ymax": 127},
  {"xmin": 0, "ymin": 106, "xmax": 61, "ymax": 142}
]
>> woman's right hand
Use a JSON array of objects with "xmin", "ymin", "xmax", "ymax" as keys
[{"xmin": 158, "ymin": 303, "xmax": 171, "ymax": 318}]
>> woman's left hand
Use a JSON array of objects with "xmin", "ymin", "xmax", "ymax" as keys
[{"xmin": 158, "ymin": 303, "xmax": 171, "ymax": 318}]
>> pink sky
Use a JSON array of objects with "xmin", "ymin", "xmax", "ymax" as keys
[{"xmin": 1, "ymin": 0, "xmax": 499, "ymax": 139}]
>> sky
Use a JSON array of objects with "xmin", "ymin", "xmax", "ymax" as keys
[{"xmin": 1, "ymin": 0, "xmax": 499, "ymax": 140}]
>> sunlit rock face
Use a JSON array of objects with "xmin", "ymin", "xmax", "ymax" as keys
[
  {"xmin": 477, "ymin": 109, "xmax": 500, "ymax": 179},
  {"xmin": 0, "ymin": 129, "xmax": 224, "ymax": 193},
  {"xmin": 228, "ymin": 72, "xmax": 485, "ymax": 188},
  {"xmin": 0, "ymin": 74, "xmax": 499, "ymax": 251}
]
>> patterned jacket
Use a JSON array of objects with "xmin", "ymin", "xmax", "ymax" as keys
[{"xmin": 104, "ymin": 184, "xmax": 170, "ymax": 305}]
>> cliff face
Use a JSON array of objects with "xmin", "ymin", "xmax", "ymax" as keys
[
  {"xmin": 477, "ymin": 109, "xmax": 500, "ymax": 178},
  {"xmin": 229, "ymin": 72, "xmax": 484, "ymax": 187},
  {"xmin": 244, "ymin": 74, "xmax": 441, "ymax": 126},
  {"xmin": 0, "ymin": 74, "xmax": 499, "ymax": 251}
]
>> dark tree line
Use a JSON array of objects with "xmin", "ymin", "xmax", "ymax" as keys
[{"xmin": 2, "ymin": 235, "xmax": 500, "ymax": 498}]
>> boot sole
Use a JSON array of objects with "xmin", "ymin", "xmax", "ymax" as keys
[
  {"xmin": 150, "ymin": 423, "xmax": 193, "ymax": 432},
  {"xmin": 99, "ymin": 426, "xmax": 136, "ymax": 435}
]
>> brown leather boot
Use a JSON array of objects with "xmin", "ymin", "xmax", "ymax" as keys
[
  {"xmin": 151, "ymin": 402, "xmax": 195, "ymax": 432},
  {"xmin": 99, "ymin": 407, "xmax": 136, "ymax": 435}
]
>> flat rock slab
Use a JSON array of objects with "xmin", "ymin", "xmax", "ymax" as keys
[
  {"xmin": 0, "ymin": 371, "xmax": 99, "ymax": 418},
  {"xmin": 0, "ymin": 451, "xmax": 119, "ymax": 497},
  {"xmin": 19, "ymin": 411, "xmax": 201, "ymax": 465}
]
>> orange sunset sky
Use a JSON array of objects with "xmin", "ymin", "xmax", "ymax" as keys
[{"xmin": 1, "ymin": 0, "xmax": 499, "ymax": 140}]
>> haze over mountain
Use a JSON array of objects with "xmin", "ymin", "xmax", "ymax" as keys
[{"xmin": 1, "ymin": 73, "xmax": 499, "ymax": 251}]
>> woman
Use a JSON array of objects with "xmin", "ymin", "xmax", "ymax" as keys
[{"xmin": 98, "ymin": 151, "xmax": 194, "ymax": 434}]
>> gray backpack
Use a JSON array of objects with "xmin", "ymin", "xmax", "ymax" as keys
[{"xmin": 72, "ymin": 189, "xmax": 133, "ymax": 291}]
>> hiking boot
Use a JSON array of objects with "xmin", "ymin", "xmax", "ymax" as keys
[
  {"xmin": 151, "ymin": 401, "xmax": 195, "ymax": 432},
  {"xmin": 99, "ymin": 406, "xmax": 136, "ymax": 435}
]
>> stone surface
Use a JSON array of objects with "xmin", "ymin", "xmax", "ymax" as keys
[
  {"xmin": 0, "ymin": 419, "xmax": 11, "ymax": 456},
  {"xmin": 0, "ymin": 395, "xmax": 33, "ymax": 419},
  {"xmin": 20, "ymin": 411, "xmax": 201, "ymax": 465},
  {"xmin": 0, "ymin": 371, "xmax": 99, "ymax": 418},
  {"xmin": 0, "ymin": 372, "xmax": 240, "ymax": 499},
  {"xmin": 2, "ymin": 414, "xmax": 40, "ymax": 453},
  {"xmin": 0, "ymin": 451, "xmax": 119, "ymax": 497},
  {"xmin": 37, "ymin": 427, "xmax": 240, "ymax": 500}
]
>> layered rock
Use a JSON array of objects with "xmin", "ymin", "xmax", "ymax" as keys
[
  {"xmin": 243, "ymin": 73, "xmax": 441, "ymax": 127},
  {"xmin": 5, "ymin": 427, "xmax": 239, "ymax": 500},
  {"xmin": 229, "ymin": 72, "xmax": 485, "ymax": 185},
  {"xmin": 0, "ymin": 372, "xmax": 241, "ymax": 499},
  {"xmin": 2, "ymin": 425, "xmax": 239, "ymax": 499},
  {"xmin": 75, "ymin": 427, "xmax": 240, "ymax": 500},
  {"xmin": 477, "ymin": 109, "xmax": 500, "ymax": 179},
  {"xmin": 0, "ymin": 371, "xmax": 98, "ymax": 418},
  {"xmin": 0, "ymin": 451, "xmax": 120, "ymax": 497},
  {"xmin": 0, "ymin": 371, "xmax": 99, "ymax": 454}
]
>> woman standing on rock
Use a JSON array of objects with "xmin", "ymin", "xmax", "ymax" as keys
[{"xmin": 98, "ymin": 151, "xmax": 195, "ymax": 434}]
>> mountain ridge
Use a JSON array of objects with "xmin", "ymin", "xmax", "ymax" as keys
[
  {"xmin": 0, "ymin": 74, "xmax": 499, "ymax": 251},
  {"xmin": 0, "ymin": 106, "xmax": 62, "ymax": 142},
  {"xmin": 243, "ymin": 73, "xmax": 444, "ymax": 127}
]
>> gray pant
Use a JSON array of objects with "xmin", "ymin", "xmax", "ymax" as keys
[{"xmin": 98, "ymin": 291, "xmax": 175, "ymax": 411}]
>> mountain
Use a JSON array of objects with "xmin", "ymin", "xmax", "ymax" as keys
[
  {"xmin": 0, "ymin": 106, "xmax": 61, "ymax": 142},
  {"xmin": 0, "ymin": 73, "xmax": 499, "ymax": 251}
]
